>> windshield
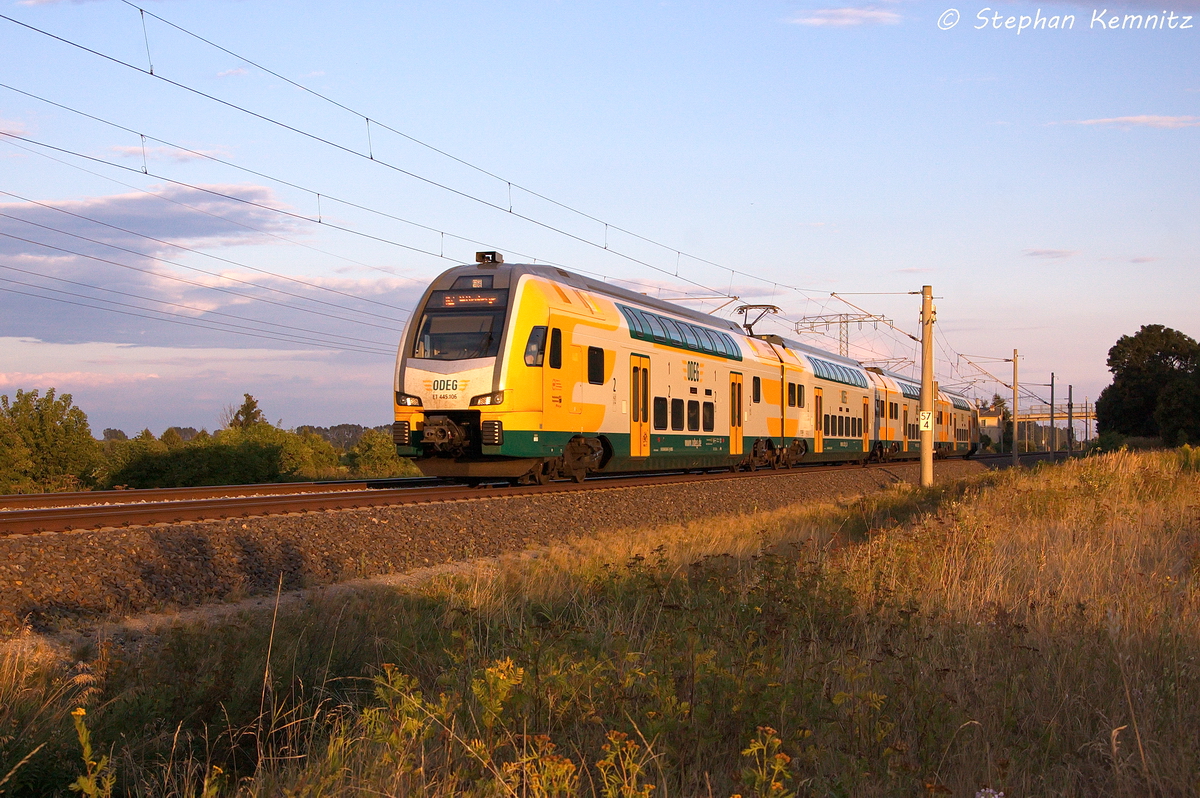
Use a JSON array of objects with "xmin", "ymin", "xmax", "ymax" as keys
[{"xmin": 411, "ymin": 310, "xmax": 505, "ymax": 360}]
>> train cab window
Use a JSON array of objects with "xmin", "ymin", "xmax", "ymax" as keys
[
  {"xmin": 412, "ymin": 310, "xmax": 505, "ymax": 361},
  {"xmin": 548, "ymin": 328, "xmax": 562, "ymax": 369},
  {"xmin": 796, "ymin": 384, "xmax": 804, "ymax": 408},
  {"xmin": 788, "ymin": 383, "xmax": 796, "ymax": 408},
  {"xmin": 687, "ymin": 400, "xmax": 701, "ymax": 431},
  {"xmin": 653, "ymin": 397, "xmax": 668, "ymax": 430},
  {"xmin": 587, "ymin": 347, "xmax": 605, "ymax": 384},
  {"xmin": 523, "ymin": 327, "xmax": 547, "ymax": 366},
  {"xmin": 752, "ymin": 376, "xmax": 762, "ymax": 403},
  {"xmin": 671, "ymin": 398, "xmax": 685, "ymax": 431},
  {"xmin": 702, "ymin": 402, "xmax": 715, "ymax": 432}
]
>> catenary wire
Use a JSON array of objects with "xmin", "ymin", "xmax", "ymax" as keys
[
  {"xmin": 0, "ymin": 224, "xmax": 404, "ymax": 334},
  {"xmin": 2, "ymin": 14, "xmax": 991, "ymax": 386},
  {"xmin": 0, "ymin": 14, "xmax": 802, "ymax": 302},
  {"xmin": 0, "ymin": 262, "xmax": 396, "ymax": 350},
  {"xmin": 0, "ymin": 129, "xmax": 740, "ymax": 306},
  {"xmin": 0, "ymin": 279, "xmax": 394, "ymax": 355},
  {"xmin": 0, "ymin": 186, "xmax": 412, "ymax": 322}
]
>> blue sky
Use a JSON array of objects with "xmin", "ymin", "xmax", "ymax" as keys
[{"xmin": 1, "ymin": 0, "xmax": 1196, "ymax": 434}]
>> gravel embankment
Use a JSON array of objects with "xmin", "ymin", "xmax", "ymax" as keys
[{"xmin": 1, "ymin": 461, "xmax": 986, "ymax": 630}]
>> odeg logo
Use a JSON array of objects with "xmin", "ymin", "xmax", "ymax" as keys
[{"xmin": 938, "ymin": 8, "xmax": 961, "ymax": 28}]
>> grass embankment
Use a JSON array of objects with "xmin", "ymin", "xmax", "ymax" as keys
[{"xmin": 3, "ymin": 449, "xmax": 1199, "ymax": 796}]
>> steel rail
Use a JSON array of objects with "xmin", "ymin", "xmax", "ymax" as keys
[
  {"xmin": 0, "ymin": 477, "xmax": 442, "ymax": 511},
  {"xmin": 1, "ymin": 453, "xmax": 1044, "ymax": 537}
]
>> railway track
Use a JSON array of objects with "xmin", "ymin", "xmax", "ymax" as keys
[{"xmin": 0, "ymin": 452, "xmax": 1057, "ymax": 537}]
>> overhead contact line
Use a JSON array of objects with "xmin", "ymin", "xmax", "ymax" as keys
[
  {"xmin": 0, "ymin": 262, "xmax": 397, "ymax": 351},
  {"xmin": 0, "ymin": 13, "xmax": 766, "ymax": 303},
  {"xmin": 0, "ymin": 219, "xmax": 404, "ymax": 333}
]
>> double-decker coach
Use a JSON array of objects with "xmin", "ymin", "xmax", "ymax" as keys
[{"xmin": 393, "ymin": 254, "xmax": 977, "ymax": 484}]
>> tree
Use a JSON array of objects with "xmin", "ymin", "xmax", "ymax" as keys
[
  {"xmin": 227, "ymin": 394, "xmax": 267, "ymax": 429},
  {"xmin": 0, "ymin": 388, "xmax": 102, "ymax": 489},
  {"xmin": 0, "ymin": 414, "xmax": 34, "ymax": 493},
  {"xmin": 1155, "ymin": 368, "xmax": 1200, "ymax": 446},
  {"xmin": 1096, "ymin": 325, "xmax": 1200, "ymax": 438},
  {"xmin": 103, "ymin": 428, "xmax": 128, "ymax": 441}
]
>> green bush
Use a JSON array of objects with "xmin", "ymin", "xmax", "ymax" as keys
[{"xmin": 103, "ymin": 423, "xmax": 345, "ymax": 488}]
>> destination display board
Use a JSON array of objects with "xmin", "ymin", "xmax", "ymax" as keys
[{"xmin": 430, "ymin": 289, "xmax": 509, "ymax": 309}]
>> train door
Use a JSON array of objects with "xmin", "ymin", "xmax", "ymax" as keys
[
  {"xmin": 814, "ymin": 387, "xmax": 824, "ymax": 453},
  {"xmin": 729, "ymin": 373, "xmax": 743, "ymax": 456},
  {"xmin": 630, "ymin": 354, "xmax": 650, "ymax": 457},
  {"xmin": 903, "ymin": 406, "xmax": 909, "ymax": 452},
  {"xmin": 862, "ymin": 397, "xmax": 870, "ymax": 453},
  {"xmin": 543, "ymin": 322, "xmax": 582, "ymax": 434}
]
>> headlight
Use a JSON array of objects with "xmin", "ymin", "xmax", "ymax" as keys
[
  {"xmin": 395, "ymin": 392, "xmax": 422, "ymax": 407},
  {"xmin": 470, "ymin": 391, "xmax": 505, "ymax": 407}
]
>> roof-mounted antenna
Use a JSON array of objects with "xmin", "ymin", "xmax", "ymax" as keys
[
  {"xmin": 734, "ymin": 304, "xmax": 780, "ymax": 336},
  {"xmin": 475, "ymin": 251, "xmax": 504, "ymax": 264}
]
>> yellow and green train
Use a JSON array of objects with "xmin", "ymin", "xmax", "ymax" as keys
[{"xmin": 393, "ymin": 254, "xmax": 978, "ymax": 483}]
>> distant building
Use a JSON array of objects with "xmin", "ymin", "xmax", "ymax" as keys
[{"xmin": 978, "ymin": 407, "xmax": 1005, "ymax": 449}]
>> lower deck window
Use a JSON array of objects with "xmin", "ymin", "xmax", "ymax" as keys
[
  {"xmin": 587, "ymin": 346, "xmax": 605, "ymax": 384},
  {"xmin": 653, "ymin": 397, "xmax": 668, "ymax": 430},
  {"xmin": 702, "ymin": 401, "xmax": 714, "ymax": 432},
  {"xmin": 671, "ymin": 398, "xmax": 685, "ymax": 431},
  {"xmin": 687, "ymin": 400, "xmax": 700, "ymax": 431}
]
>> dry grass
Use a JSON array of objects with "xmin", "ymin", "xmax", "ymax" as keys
[{"xmin": 2, "ymin": 449, "xmax": 1198, "ymax": 796}]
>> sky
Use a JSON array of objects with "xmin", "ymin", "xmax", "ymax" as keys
[{"xmin": 0, "ymin": 0, "xmax": 1196, "ymax": 435}]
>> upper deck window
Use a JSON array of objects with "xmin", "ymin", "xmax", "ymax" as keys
[{"xmin": 615, "ymin": 304, "xmax": 743, "ymax": 361}]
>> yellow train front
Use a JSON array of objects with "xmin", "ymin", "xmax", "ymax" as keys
[{"xmin": 392, "ymin": 254, "xmax": 978, "ymax": 483}]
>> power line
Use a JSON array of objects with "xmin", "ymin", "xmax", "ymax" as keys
[
  {"xmin": 0, "ymin": 187, "xmax": 411, "ymax": 322},
  {"xmin": 0, "ymin": 12, "xmax": 809, "ymax": 302},
  {"xmin": 0, "ymin": 262, "xmax": 395, "ymax": 351},
  {"xmin": 0, "ymin": 278, "xmax": 394, "ymax": 355},
  {"xmin": 0, "ymin": 81, "xmax": 567, "ymax": 285},
  {"xmin": 0, "ymin": 128, "xmax": 739, "ymax": 311},
  {"xmin": 0, "ymin": 224, "xmax": 403, "ymax": 334},
  {"xmin": 0, "ymin": 131, "xmax": 420, "ymax": 293},
  {"xmin": 120, "ymin": 1, "xmax": 831, "ymax": 300}
]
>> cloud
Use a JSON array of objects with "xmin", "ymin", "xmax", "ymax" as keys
[
  {"xmin": 1064, "ymin": 115, "xmax": 1200, "ymax": 129},
  {"xmin": 894, "ymin": 267, "xmax": 934, "ymax": 273},
  {"xmin": 217, "ymin": 68, "xmax": 249, "ymax": 78},
  {"xmin": 1129, "ymin": 256, "xmax": 1161, "ymax": 263},
  {"xmin": 109, "ymin": 145, "xmax": 230, "ymax": 164},
  {"xmin": 1024, "ymin": 249, "xmax": 1078, "ymax": 259},
  {"xmin": 0, "ymin": 371, "xmax": 160, "ymax": 388},
  {"xmin": 0, "ymin": 118, "xmax": 29, "ymax": 136},
  {"xmin": 0, "ymin": 184, "xmax": 426, "ymax": 352},
  {"xmin": 789, "ymin": 7, "xmax": 902, "ymax": 26},
  {"xmin": 0, "ymin": 183, "xmax": 300, "ymax": 259}
]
